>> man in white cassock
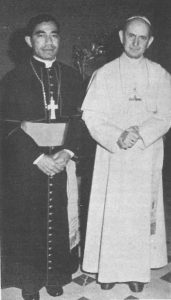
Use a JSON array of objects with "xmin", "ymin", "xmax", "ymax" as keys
[{"xmin": 81, "ymin": 16, "xmax": 171, "ymax": 293}]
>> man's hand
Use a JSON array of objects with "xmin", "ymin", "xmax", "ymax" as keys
[
  {"xmin": 117, "ymin": 126, "xmax": 140, "ymax": 149},
  {"xmin": 53, "ymin": 150, "xmax": 72, "ymax": 169},
  {"xmin": 117, "ymin": 130, "xmax": 129, "ymax": 149},
  {"xmin": 36, "ymin": 154, "xmax": 64, "ymax": 176}
]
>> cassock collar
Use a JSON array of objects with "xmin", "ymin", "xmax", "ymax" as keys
[
  {"xmin": 32, "ymin": 56, "xmax": 57, "ymax": 68},
  {"xmin": 30, "ymin": 57, "xmax": 59, "ymax": 79},
  {"xmin": 121, "ymin": 52, "xmax": 145, "ymax": 66}
]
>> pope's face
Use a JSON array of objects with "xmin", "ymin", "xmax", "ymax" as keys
[
  {"xmin": 119, "ymin": 19, "xmax": 153, "ymax": 59},
  {"xmin": 25, "ymin": 21, "xmax": 60, "ymax": 60}
]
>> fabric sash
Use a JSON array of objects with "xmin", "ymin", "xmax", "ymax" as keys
[
  {"xmin": 150, "ymin": 143, "xmax": 162, "ymax": 235},
  {"xmin": 66, "ymin": 161, "xmax": 80, "ymax": 249},
  {"xmin": 21, "ymin": 121, "xmax": 68, "ymax": 146}
]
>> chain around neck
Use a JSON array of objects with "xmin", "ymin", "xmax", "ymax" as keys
[
  {"xmin": 30, "ymin": 59, "xmax": 61, "ymax": 116},
  {"xmin": 30, "ymin": 59, "xmax": 48, "ymax": 110}
]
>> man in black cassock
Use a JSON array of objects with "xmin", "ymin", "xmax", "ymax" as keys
[{"xmin": 1, "ymin": 14, "xmax": 84, "ymax": 300}]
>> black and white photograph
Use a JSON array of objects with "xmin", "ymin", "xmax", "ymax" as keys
[{"xmin": 1, "ymin": 0, "xmax": 171, "ymax": 299}]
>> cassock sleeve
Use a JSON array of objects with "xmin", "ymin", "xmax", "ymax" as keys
[
  {"xmin": 64, "ymin": 114, "xmax": 83, "ymax": 160},
  {"xmin": 0, "ymin": 73, "xmax": 42, "ymax": 164},
  {"xmin": 139, "ymin": 68, "xmax": 171, "ymax": 148},
  {"xmin": 63, "ymin": 70, "xmax": 85, "ymax": 159},
  {"xmin": 81, "ymin": 70, "xmax": 123, "ymax": 153},
  {"xmin": 4, "ymin": 127, "xmax": 43, "ymax": 164}
]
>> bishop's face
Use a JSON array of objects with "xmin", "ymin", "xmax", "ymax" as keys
[
  {"xmin": 119, "ymin": 19, "xmax": 154, "ymax": 59},
  {"xmin": 25, "ymin": 21, "xmax": 60, "ymax": 60}
]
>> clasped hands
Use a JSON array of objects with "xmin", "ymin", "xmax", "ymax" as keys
[
  {"xmin": 36, "ymin": 150, "xmax": 71, "ymax": 176},
  {"xmin": 117, "ymin": 126, "xmax": 141, "ymax": 150}
]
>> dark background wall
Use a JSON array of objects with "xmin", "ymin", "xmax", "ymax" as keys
[{"xmin": 0, "ymin": 0, "xmax": 171, "ymax": 79}]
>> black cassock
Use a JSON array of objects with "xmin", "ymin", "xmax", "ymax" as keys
[{"xmin": 1, "ymin": 58, "xmax": 84, "ymax": 294}]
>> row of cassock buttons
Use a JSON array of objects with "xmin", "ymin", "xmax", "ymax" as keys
[
  {"xmin": 48, "ymin": 178, "xmax": 53, "ymax": 270},
  {"xmin": 47, "ymin": 68, "xmax": 55, "ymax": 92}
]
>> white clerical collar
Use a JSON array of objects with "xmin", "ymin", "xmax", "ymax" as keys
[
  {"xmin": 121, "ymin": 52, "xmax": 144, "ymax": 66},
  {"xmin": 33, "ymin": 56, "xmax": 56, "ymax": 68}
]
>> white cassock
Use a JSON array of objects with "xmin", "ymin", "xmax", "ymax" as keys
[{"xmin": 81, "ymin": 53, "xmax": 171, "ymax": 283}]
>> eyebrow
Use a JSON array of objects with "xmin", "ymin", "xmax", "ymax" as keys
[
  {"xmin": 34, "ymin": 30, "xmax": 59, "ymax": 34},
  {"xmin": 127, "ymin": 32, "xmax": 148, "ymax": 37}
]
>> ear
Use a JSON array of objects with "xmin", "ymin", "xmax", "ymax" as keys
[
  {"xmin": 25, "ymin": 36, "xmax": 32, "ymax": 48},
  {"xmin": 119, "ymin": 30, "xmax": 124, "ymax": 44},
  {"xmin": 147, "ymin": 36, "xmax": 154, "ymax": 48}
]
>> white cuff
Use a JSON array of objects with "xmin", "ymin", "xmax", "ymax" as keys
[
  {"xmin": 33, "ymin": 154, "xmax": 45, "ymax": 165},
  {"xmin": 64, "ymin": 149, "xmax": 74, "ymax": 158}
]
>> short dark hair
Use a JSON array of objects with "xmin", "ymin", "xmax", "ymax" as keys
[{"xmin": 26, "ymin": 14, "xmax": 60, "ymax": 37}]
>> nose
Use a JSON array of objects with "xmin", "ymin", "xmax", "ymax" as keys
[
  {"xmin": 45, "ymin": 35, "xmax": 53, "ymax": 44},
  {"xmin": 133, "ymin": 37, "xmax": 139, "ymax": 47}
]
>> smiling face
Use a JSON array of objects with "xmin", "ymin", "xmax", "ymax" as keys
[
  {"xmin": 119, "ymin": 18, "xmax": 154, "ymax": 59},
  {"xmin": 25, "ymin": 21, "xmax": 60, "ymax": 60}
]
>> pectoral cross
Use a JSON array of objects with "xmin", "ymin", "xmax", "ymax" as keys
[
  {"xmin": 129, "ymin": 88, "xmax": 142, "ymax": 101},
  {"xmin": 47, "ymin": 96, "xmax": 58, "ymax": 120}
]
